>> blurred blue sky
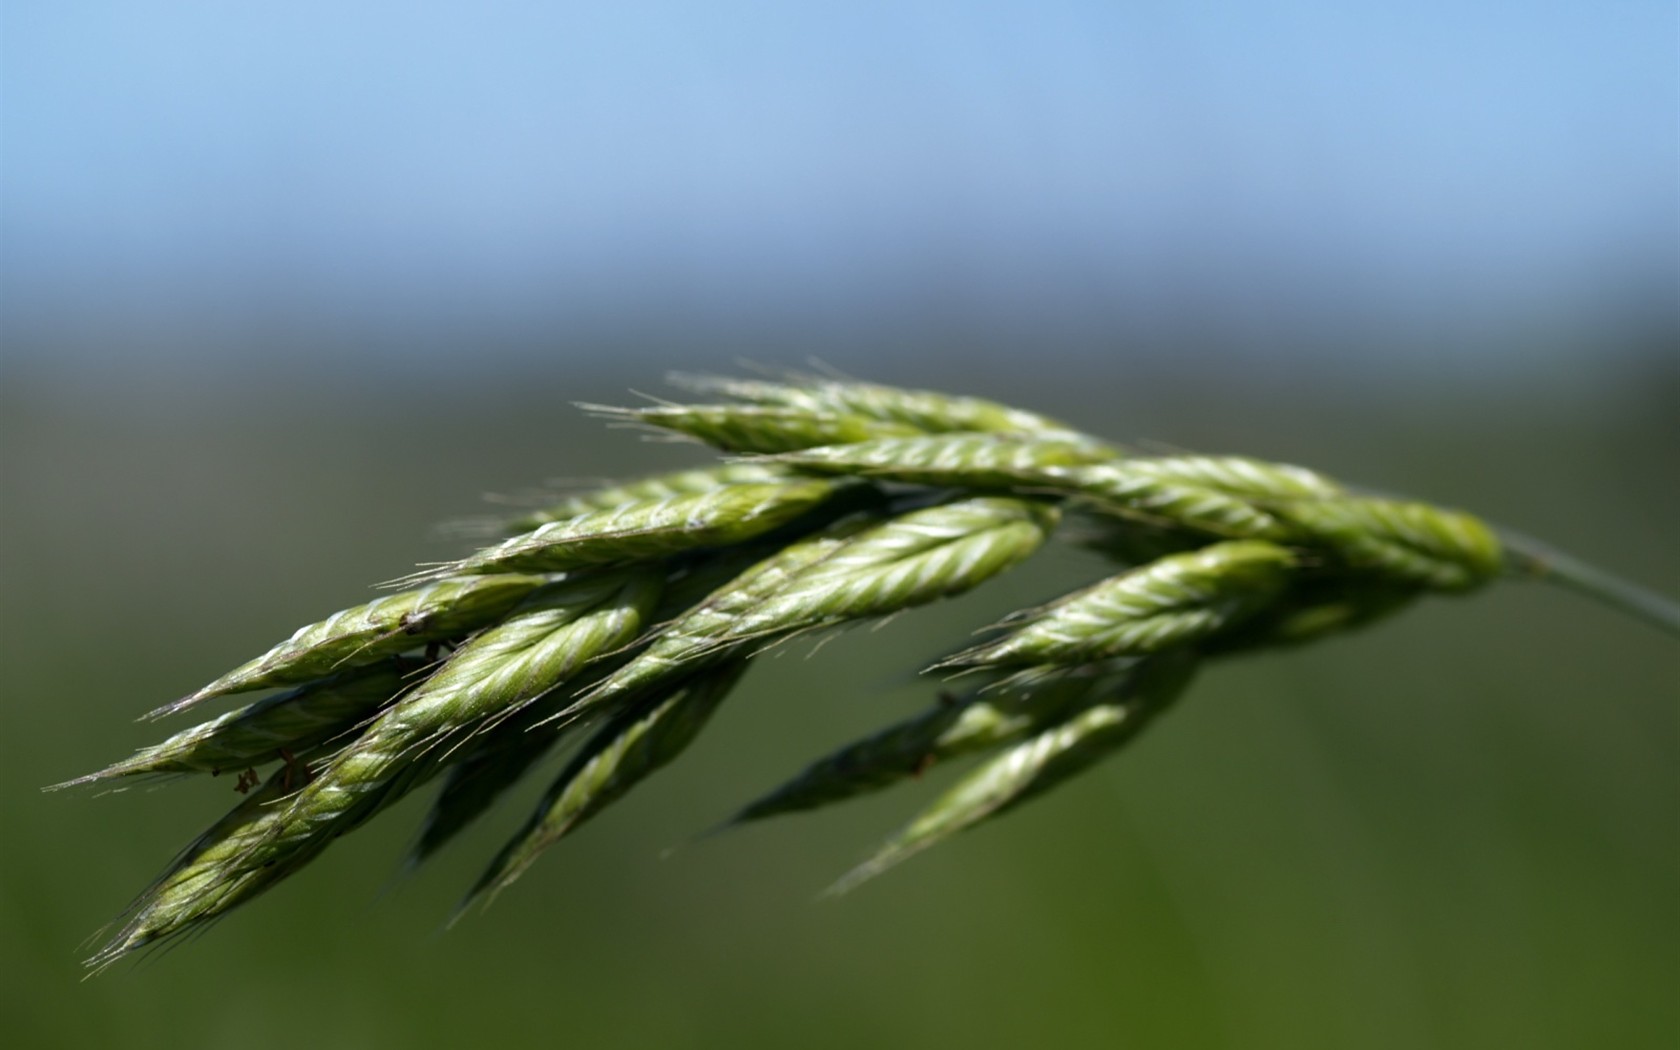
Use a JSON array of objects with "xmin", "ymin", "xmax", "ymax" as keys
[{"xmin": 2, "ymin": 1, "xmax": 1675, "ymax": 376}]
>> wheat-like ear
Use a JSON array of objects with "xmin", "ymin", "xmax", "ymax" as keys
[{"xmin": 59, "ymin": 373, "xmax": 1678, "ymax": 970}]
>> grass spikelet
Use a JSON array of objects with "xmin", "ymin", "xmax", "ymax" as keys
[
  {"xmin": 367, "ymin": 570, "xmax": 666, "ymax": 740},
  {"xmin": 1048, "ymin": 456, "xmax": 1343, "ymax": 541},
  {"xmin": 153, "ymin": 575, "xmax": 551, "ymax": 718},
  {"xmin": 760, "ymin": 433, "xmax": 1114, "ymax": 489},
  {"xmin": 724, "ymin": 496, "xmax": 1061, "ymax": 640},
  {"xmin": 570, "ymin": 527, "xmax": 867, "ymax": 715},
  {"xmin": 1278, "ymin": 498, "xmax": 1504, "ymax": 591},
  {"xmin": 87, "ymin": 762, "xmax": 328, "ymax": 969},
  {"xmin": 57, "ymin": 659, "xmax": 422, "ymax": 788},
  {"xmin": 941, "ymin": 540, "xmax": 1295, "ymax": 670},
  {"xmin": 588, "ymin": 402, "xmax": 923, "ymax": 453},
  {"xmin": 438, "ymin": 479, "xmax": 840, "ymax": 578},
  {"xmin": 575, "ymin": 497, "xmax": 1055, "ymax": 720},
  {"xmin": 724, "ymin": 663, "xmax": 1134, "ymax": 826},
  {"xmin": 829, "ymin": 653, "xmax": 1197, "ymax": 894},
  {"xmin": 462, "ymin": 659, "xmax": 751, "ymax": 910},
  {"xmin": 506, "ymin": 463, "xmax": 791, "ymax": 532},
  {"xmin": 66, "ymin": 372, "xmax": 1675, "ymax": 968},
  {"xmin": 668, "ymin": 372, "xmax": 1105, "ymax": 445},
  {"xmin": 1112, "ymin": 455, "xmax": 1341, "ymax": 499}
]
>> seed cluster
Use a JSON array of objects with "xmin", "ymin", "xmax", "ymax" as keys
[{"xmin": 58, "ymin": 372, "xmax": 1675, "ymax": 970}]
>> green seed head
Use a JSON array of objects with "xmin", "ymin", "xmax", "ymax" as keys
[{"xmin": 71, "ymin": 373, "xmax": 1665, "ymax": 969}]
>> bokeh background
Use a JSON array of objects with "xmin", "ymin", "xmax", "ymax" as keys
[{"xmin": 3, "ymin": 3, "xmax": 1676, "ymax": 1047}]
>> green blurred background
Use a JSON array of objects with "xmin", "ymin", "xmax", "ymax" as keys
[{"xmin": 4, "ymin": 2, "xmax": 1677, "ymax": 1046}]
